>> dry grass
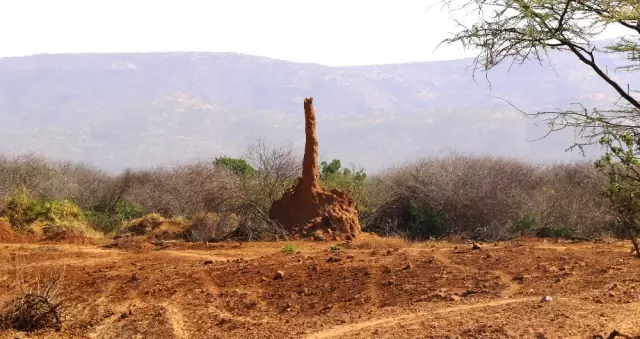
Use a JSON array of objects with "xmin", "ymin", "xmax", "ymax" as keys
[{"xmin": 346, "ymin": 233, "xmax": 433, "ymax": 250}]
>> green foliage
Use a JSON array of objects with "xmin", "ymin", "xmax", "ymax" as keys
[
  {"xmin": 281, "ymin": 242, "xmax": 297, "ymax": 254},
  {"xmin": 1, "ymin": 188, "xmax": 44, "ymax": 228},
  {"xmin": 213, "ymin": 156, "xmax": 255, "ymax": 176},
  {"xmin": 84, "ymin": 199, "xmax": 146, "ymax": 234},
  {"xmin": 408, "ymin": 200, "xmax": 447, "ymax": 239},
  {"xmin": 440, "ymin": 0, "xmax": 640, "ymax": 251},
  {"xmin": 320, "ymin": 160, "xmax": 343, "ymax": 180},
  {"xmin": 39, "ymin": 200, "xmax": 85, "ymax": 225},
  {"xmin": 595, "ymin": 129, "xmax": 640, "ymax": 250},
  {"xmin": 329, "ymin": 244, "xmax": 341, "ymax": 251},
  {"xmin": 536, "ymin": 225, "xmax": 577, "ymax": 240},
  {"xmin": 513, "ymin": 214, "xmax": 537, "ymax": 233},
  {"xmin": 320, "ymin": 159, "xmax": 367, "ymax": 207},
  {"xmin": 0, "ymin": 188, "xmax": 85, "ymax": 230}
]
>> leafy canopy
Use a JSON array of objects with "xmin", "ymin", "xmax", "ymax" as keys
[
  {"xmin": 439, "ymin": 0, "xmax": 640, "ymax": 253},
  {"xmin": 213, "ymin": 156, "xmax": 255, "ymax": 176}
]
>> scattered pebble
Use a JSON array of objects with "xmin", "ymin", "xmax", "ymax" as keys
[
  {"xmin": 326, "ymin": 256, "xmax": 342, "ymax": 263},
  {"xmin": 274, "ymin": 271, "xmax": 285, "ymax": 280},
  {"xmin": 540, "ymin": 295, "xmax": 552, "ymax": 303}
]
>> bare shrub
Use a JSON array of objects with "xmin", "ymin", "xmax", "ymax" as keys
[
  {"xmin": 125, "ymin": 162, "xmax": 221, "ymax": 217},
  {"xmin": 0, "ymin": 154, "xmax": 112, "ymax": 210},
  {"xmin": 183, "ymin": 212, "xmax": 241, "ymax": 242},
  {"xmin": 1, "ymin": 261, "xmax": 66, "ymax": 332},
  {"xmin": 363, "ymin": 154, "xmax": 613, "ymax": 240}
]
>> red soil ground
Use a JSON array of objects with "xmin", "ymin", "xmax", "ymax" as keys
[{"xmin": 1, "ymin": 235, "xmax": 639, "ymax": 338}]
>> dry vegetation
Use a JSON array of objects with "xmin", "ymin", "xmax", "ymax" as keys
[
  {"xmin": 0, "ymin": 148, "xmax": 635, "ymax": 338},
  {"xmin": 0, "ymin": 150, "xmax": 616, "ymax": 244}
]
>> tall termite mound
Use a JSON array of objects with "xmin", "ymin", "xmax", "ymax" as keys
[{"xmin": 269, "ymin": 97, "xmax": 361, "ymax": 240}]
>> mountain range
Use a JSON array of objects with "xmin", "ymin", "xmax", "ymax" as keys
[{"xmin": 0, "ymin": 47, "xmax": 629, "ymax": 173}]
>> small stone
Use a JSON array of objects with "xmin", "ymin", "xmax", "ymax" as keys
[
  {"xmin": 540, "ymin": 295, "xmax": 552, "ymax": 303},
  {"xmin": 326, "ymin": 256, "xmax": 342, "ymax": 263},
  {"xmin": 274, "ymin": 271, "xmax": 285, "ymax": 280},
  {"xmin": 401, "ymin": 264, "xmax": 413, "ymax": 271},
  {"xmin": 472, "ymin": 242, "xmax": 481, "ymax": 250},
  {"xmin": 449, "ymin": 295, "xmax": 461, "ymax": 302},
  {"xmin": 381, "ymin": 280, "xmax": 395, "ymax": 287},
  {"xmin": 513, "ymin": 273, "xmax": 527, "ymax": 282},
  {"xmin": 130, "ymin": 273, "xmax": 139, "ymax": 281},
  {"xmin": 203, "ymin": 260, "xmax": 214, "ymax": 265}
]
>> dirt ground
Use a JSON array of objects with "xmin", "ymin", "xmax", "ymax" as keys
[{"xmin": 1, "ymin": 235, "xmax": 640, "ymax": 338}]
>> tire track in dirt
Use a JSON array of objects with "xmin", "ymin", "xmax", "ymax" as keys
[
  {"xmin": 431, "ymin": 250, "xmax": 522, "ymax": 298},
  {"xmin": 163, "ymin": 302, "xmax": 189, "ymax": 339},
  {"xmin": 365, "ymin": 266, "xmax": 381, "ymax": 308},
  {"xmin": 304, "ymin": 297, "xmax": 538, "ymax": 339}
]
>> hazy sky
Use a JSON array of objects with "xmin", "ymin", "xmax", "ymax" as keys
[{"xmin": 0, "ymin": 0, "xmax": 476, "ymax": 65}]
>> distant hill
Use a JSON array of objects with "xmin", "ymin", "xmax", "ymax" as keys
[{"xmin": 0, "ymin": 49, "xmax": 628, "ymax": 173}]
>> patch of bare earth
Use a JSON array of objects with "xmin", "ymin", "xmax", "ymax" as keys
[{"xmin": 0, "ymin": 238, "xmax": 639, "ymax": 338}]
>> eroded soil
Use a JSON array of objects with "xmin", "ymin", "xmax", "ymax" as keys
[{"xmin": 1, "ymin": 237, "xmax": 639, "ymax": 338}]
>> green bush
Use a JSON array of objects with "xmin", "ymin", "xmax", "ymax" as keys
[
  {"xmin": 536, "ymin": 225, "xmax": 577, "ymax": 240},
  {"xmin": 281, "ymin": 242, "xmax": 297, "ymax": 254},
  {"xmin": 0, "ymin": 188, "xmax": 44, "ymax": 228},
  {"xmin": 320, "ymin": 159, "xmax": 367, "ymax": 207},
  {"xmin": 0, "ymin": 188, "xmax": 91, "ymax": 236},
  {"xmin": 84, "ymin": 199, "xmax": 145, "ymax": 234},
  {"xmin": 513, "ymin": 214, "xmax": 537, "ymax": 233},
  {"xmin": 408, "ymin": 200, "xmax": 447, "ymax": 239},
  {"xmin": 1, "ymin": 189, "xmax": 85, "ymax": 228},
  {"xmin": 213, "ymin": 156, "xmax": 255, "ymax": 176}
]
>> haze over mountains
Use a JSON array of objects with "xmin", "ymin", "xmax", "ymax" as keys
[{"xmin": 0, "ymin": 47, "xmax": 628, "ymax": 173}]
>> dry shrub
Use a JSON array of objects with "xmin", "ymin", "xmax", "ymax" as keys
[
  {"xmin": 121, "ymin": 213, "xmax": 187, "ymax": 240},
  {"xmin": 347, "ymin": 233, "xmax": 417, "ymax": 250},
  {"xmin": 184, "ymin": 212, "xmax": 241, "ymax": 242},
  {"xmin": 0, "ymin": 261, "xmax": 66, "ymax": 333},
  {"xmin": 363, "ymin": 154, "xmax": 613, "ymax": 240},
  {"xmin": 125, "ymin": 140, "xmax": 299, "ymax": 241},
  {"xmin": 0, "ymin": 154, "xmax": 110, "ymax": 208}
]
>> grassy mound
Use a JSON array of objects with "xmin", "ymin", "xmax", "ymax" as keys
[
  {"xmin": 120, "ymin": 213, "xmax": 188, "ymax": 240},
  {"xmin": 0, "ymin": 189, "xmax": 101, "ymax": 242}
]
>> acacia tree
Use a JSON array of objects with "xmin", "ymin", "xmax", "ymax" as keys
[{"xmin": 438, "ymin": 0, "xmax": 640, "ymax": 255}]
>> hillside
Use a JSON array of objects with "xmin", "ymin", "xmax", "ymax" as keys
[{"xmin": 0, "ymin": 50, "xmax": 627, "ymax": 173}]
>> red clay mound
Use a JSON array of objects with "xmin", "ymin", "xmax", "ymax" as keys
[
  {"xmin": 41, "ymin": 230, "xmax": 99, "ymax": 245},
  {"xmin": 269, "ymin": 97, "xmax": 360, "ymax": 240},
  {"xmin": 0, "ymin": 220, "xmax": 28, "ymax": 243}
]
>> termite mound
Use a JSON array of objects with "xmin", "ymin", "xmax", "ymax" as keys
[{"xmin": 269, "ymin": 97, "xmax": 361, "ymax": 240}]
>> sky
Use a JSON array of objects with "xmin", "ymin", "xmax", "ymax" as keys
[{"xmin": 0, "ymin": 0, "xmax": 477, "ymax": 66}]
